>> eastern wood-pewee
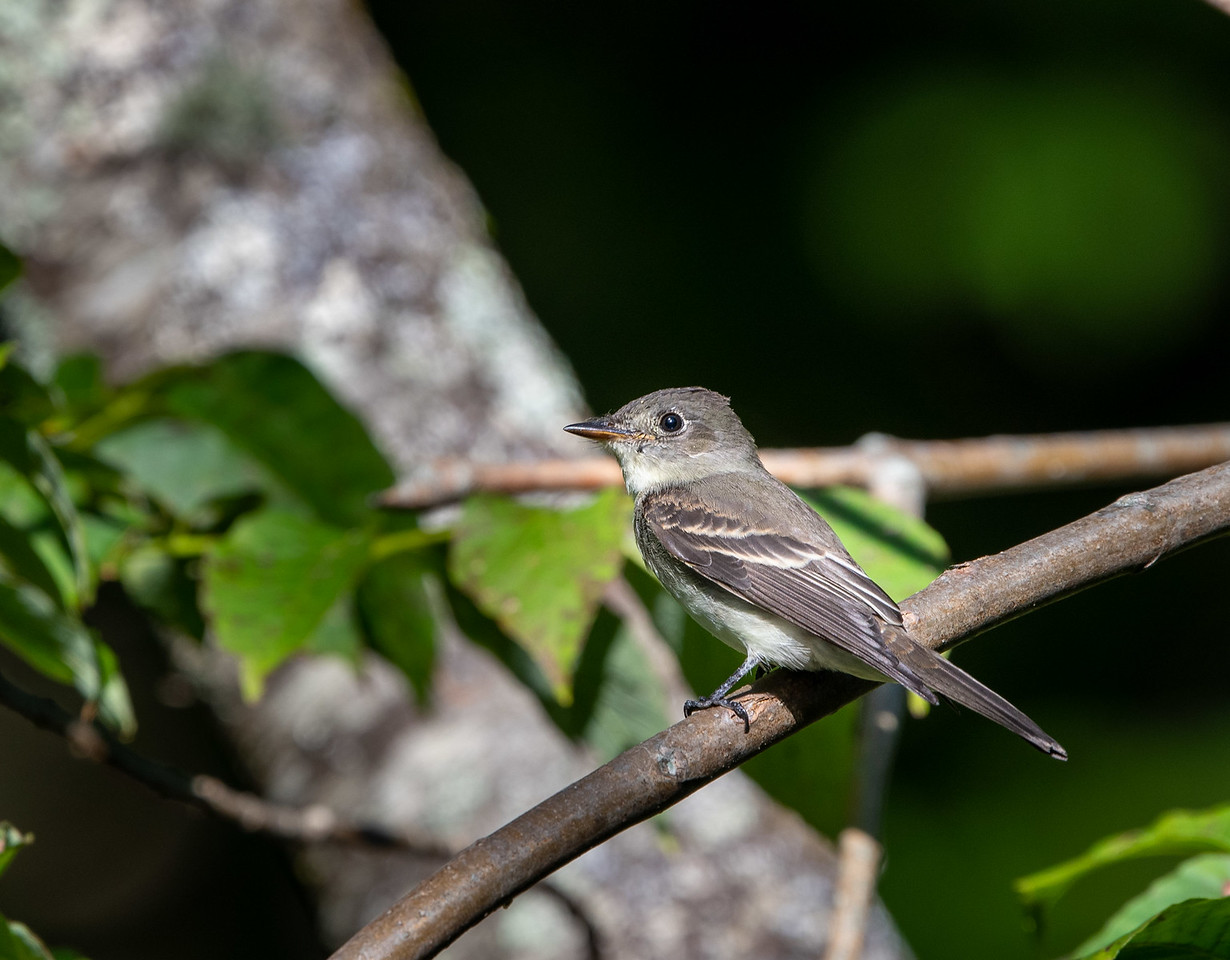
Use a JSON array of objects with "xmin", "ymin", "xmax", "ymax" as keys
[{"xmin": 565, "ymin": 387, "xmax": 1065, "ymax": 759}]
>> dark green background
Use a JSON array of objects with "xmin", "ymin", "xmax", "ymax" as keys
[{"xmin": 366, "ymin": 2, "xmax": 1230, "ymax": 957}]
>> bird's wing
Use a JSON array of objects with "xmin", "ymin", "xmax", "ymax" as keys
[{"xmin": 643, "ymin": 490, "xmax": 937, "ymax": 698}]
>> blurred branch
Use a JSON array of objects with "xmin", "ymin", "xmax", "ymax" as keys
[
  {"xmin": 1202, "ymin": 0, "xmax": 1230, "ymax": 15},
  {"xmin": 0, "ymin": 667, "xmax": 604, "ymax": 956},
  {"xmin": 0, "ymin": 667, "xmax": 445, "ymax": 849},
  {"xmin": 823, "ymin": 828, "xmax": 885, "ymax": 960},
  {"xmin": 825, "ymin": 456, "xmax": 926, "ymax": 960},
  {"xmin": 382, "ymin": 423, "xmax": 1230, "ymax": 508},
  {"xmin": 333, "ymin": 460, "xmax": 1230, "ymax": 960}
]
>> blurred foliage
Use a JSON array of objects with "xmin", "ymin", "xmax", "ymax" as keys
[
  {"xmin": 803, "ymin": 71, "xmax": 1228, "ymax": 366},
  {"xmin": 0, "ymin": 823, "xmax": 90, "ymax": 960},
  {"xmin": 0, "ymin": 251, "xmax": 18, "ymax": 301},
  {"xmin": 1079, "ymin": 897, "xmax": 1230, "ymax": 959},
  {"xmin": 0, "ymin": 343, "xmax": 447, "ymax": 712},
  {"xmin": 373, "ymin": 0, "xmax": 1230, "ymax": 446},
  {"xmin": 1020, "ymin": 805, "xmax": 1230, "ymax": 957}
]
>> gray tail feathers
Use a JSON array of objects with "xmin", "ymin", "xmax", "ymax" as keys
[{"xmin": 886, "ymin": 633, "xmax": 1067, "ymax": 760}]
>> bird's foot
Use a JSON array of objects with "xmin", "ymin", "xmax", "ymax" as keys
[{"xmin": 684, "ymin": 695, "xmax": 751, "ymax": 733}]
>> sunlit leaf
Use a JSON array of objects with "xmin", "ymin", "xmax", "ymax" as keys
[
  {"xmin": 202, "ymin": 509, "xmax": 372, "ymax": 699},
  {"xmin": 0, "ymin": 575, "xmax": 97, "ymax": 690},
  {"xmin": 449, "ymin": 488, "xmax": 629, "ymax": 704},
  {"xmin": 94, "ymin": 638, "xmax": 136, "ymax": 740},
  {"xmin": 0, "ymin": 913, "xmax": 56, "ymax": 960},
  {"xmin": 1075, "ymin": 854, "xmax": 1230, "ymax": 957},
  {"xmin": 161, "ymin": 352, "xmax": 395, "ymax": 526},
  {"xmin": 1076, "ymin": 897, "xmax": 1230, "ymax": 960},
  {"xmin": 0, "ymin": 515, "xmax": 63, "ymax": 608},
  {"xmin": 0, "ymin": 575, "xmax": 135, "ymax": 735},
  {"xmin": 95, "ymin": 418, "xmax": 294, "ymax": 518},
  {"xmin": 0, "ymin": 420, "xmax": 90, "ymax": 607},
  {"xmin": 1018, "ymin": 806, "xmax": 1230, "ymax": 915},
  {"xmin": 303, "ymin": 593, "xmax": 363, "ymax": 664},
  {"xmin": 440, "ymin": 574, "xmax": 618, "ymax": 739},
  {"xmin": 119, "ymin": 546, "xmax": 205, "ymax": 640}
]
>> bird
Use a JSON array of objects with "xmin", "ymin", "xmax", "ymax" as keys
[{"xmin": 564, "ymin": 386, "xmax": 1066, "ymax": 759}]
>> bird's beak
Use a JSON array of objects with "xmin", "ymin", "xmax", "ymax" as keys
[{"xmin": 563, "ymin": 416, "xmax": 638, "ymax": 442}]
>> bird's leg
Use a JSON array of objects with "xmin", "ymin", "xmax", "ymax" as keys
[{"xmin": 684, "ymin": 652, "xmax": 762, "ymax": 732}]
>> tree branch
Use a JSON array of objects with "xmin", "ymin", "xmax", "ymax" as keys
[
  {"xmin": 382, "ymin": 423, "xmax": 1230, "ymax": 508},
  {"xmin": 333, "ymin": 459, "xmax": 1230, "ymax": 960},
  {"xmin": 0, "ymin": 666, "xmax": 605, "ymax": 957},
  {"xmin": 0, "ymin": 665, "xmax": 459, "ymax": 853}
]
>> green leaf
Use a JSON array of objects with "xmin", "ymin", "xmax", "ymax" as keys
[
  {"xmin": 581, "ymin": 611, "xmax": 670, "ymax": 761},
  {"xmin": 94, "ymin": 638, "xmax": 137, "ymax": 740},
  {"xmin": 0, "ymin": 575, "xmax": 98, "ymax": 690},
  {"xmin": 1077, "ymin": 898, "xmax": 1230, "ymax": 960},
  {"xmin": 0, "ymin": 914, "xmax": 55, "ymax": 960},
  {"xmin": 440, "ymin": 573, "xmax": 619, "ymax": 738},
  {"xmin": 1075, "ymin": 854, "xmax": 1230, "ymax": 956},
  {"xmin": 51, "ymin": 354, "xmax": 107, "ymax": 419},
  {"xmin": 0, "ymin": 575, "xmax": 135, "ymax": 735},
  {"xmin": 202, "ymin": 509, "xmax": 373, "ymax": 699},
  {"xmin": 0, "ymin": 364, "xmax": 55, "ymax": 426},
  {"xmin": 0, "ymin": 823, "xmax": 33, "ymax": 881},
  {"xmin": 78, "ymin": 513, "xmax": 129, "ymax": 573},
  {"xmin": 161, "ymin": 352, "xmax": 395, "ymax": 526},
  {"xmin": 356, "ymin": 551, "xmax": 438, "ymax": 704},
  {"xmin": 95, "ymin": 417, "xmax": 294, "ymax": 519},
  {"xmin": 0, "ymin": 515, "xmax": 64, "ymax": 606},
  {"xmin": 800, "ymin": 486, "xmax": 948, "ymax": 601},
  {"xmin": 0, "ymin": 419, "xmax": 90, "ymax": 607},
  {"xmin": 1017, "ymin": 806, "xmax": 1230, "ymax": 915},
  {"xmin": 449, "ymin": 488, "xmax": 630, "ymax": 704},
  {"xmin": 118, "ymin": 546, "xmax": 206, "ymax": 640},
  {"xmin": 0, "ymin": 242, "xmax": 20, "ymax": 297},
  {"xmin": 303, "ymin": 593, "xmax": 363, "ymax": 663}
]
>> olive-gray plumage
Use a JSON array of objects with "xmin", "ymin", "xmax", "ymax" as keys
[{"xmin": 565, "ymin": 387, "xmax": 1065, "ymax": 759}]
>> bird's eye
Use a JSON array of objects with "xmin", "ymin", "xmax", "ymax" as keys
[{"xmin": 659, "ymin": 412, "xmax": 684, "ymax": 433}]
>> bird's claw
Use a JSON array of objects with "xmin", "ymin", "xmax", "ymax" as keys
[{"xmin": 683, "ymin": 696, "xmax": 751, "ymax": 733}]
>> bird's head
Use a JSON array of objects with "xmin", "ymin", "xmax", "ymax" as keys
[{"xmin": 564, "ymin": 387, "xmax": 761, "ymax": 495}]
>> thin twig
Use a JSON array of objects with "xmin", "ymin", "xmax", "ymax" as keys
[
  {"xmin": 332, "ymin": 460, "xmax": 1230, "ymax": 960},
  {"xmin": 381, "ymin": 424, "xmax": 1230, "ymax": 508}
]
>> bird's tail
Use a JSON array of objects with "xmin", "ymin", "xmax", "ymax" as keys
[{"xmin": 885, "ymin": 631, "xmax": 1067, "ymax": 760}]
